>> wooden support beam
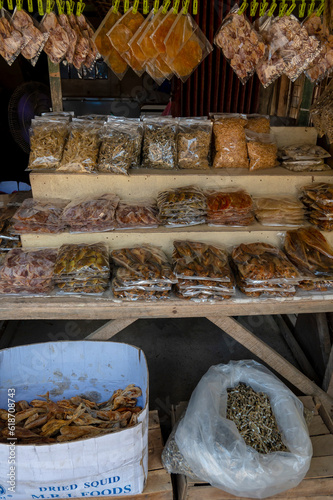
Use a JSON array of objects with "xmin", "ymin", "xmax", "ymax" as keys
[
  {"xmin": 85, "ymin": 319, "xmax": 138, "ymax": 340},
  {"xmin": 48, "ymin": 58, "xmax": 63, "ymax": 112},
  {"xmin": 207, "ymin": 316, "xmax": 333, "ymax": 410},
  {"xmin": 273, "ymin": 315, "xmax": 320, "ymax": 384},
  {"xmin": 316, "ymin": 313, "xmax": 332, "ymax": 367},
  {"xmin": 323, "ymin": 345, "xmax": 333, "ymax": 398}
]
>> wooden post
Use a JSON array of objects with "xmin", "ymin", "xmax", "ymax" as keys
[{"xmin": 48, "ymin": 58, "xmax": 63, "ymax": 112}]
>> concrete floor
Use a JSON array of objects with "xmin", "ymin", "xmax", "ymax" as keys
[{"xmin": 0, "ymin": 316, "xmax": 299, "ymax": 430}]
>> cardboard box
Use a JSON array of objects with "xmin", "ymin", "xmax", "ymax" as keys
[{"xmin": 0, "ymin": 341, "xmax": 149, "ymax": 499}]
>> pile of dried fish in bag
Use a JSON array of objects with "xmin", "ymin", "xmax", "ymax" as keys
[
  {"xmin": 0, "ymin": 384, "xmax": 142, "ymax": 444},
  {"xmin": 226, "ymin": 383, "xmax": 288, "ymax": 453}
]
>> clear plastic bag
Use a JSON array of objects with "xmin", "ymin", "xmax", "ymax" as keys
[
  {"xmin": 58, "ymin": 118, "xmax": 104, "ymax": 172},
  {"xmin": 67, "ymin": 12, "xmax": 90, "ymax": 71},
  {"xmin": 162, "ymin": 359, "xmax": 312, "ymax": 499},
  {"xmin": 254, "ymin": 196, "xmax": 306, "ymax": 227},
  {"xmin": 0, "ymin": 247, "xmax": 57, "ymax": 294},
  {"xmin": 115, "ymin": 201, "xmax": 160, "ymax": 229},
  {"xmin": 0, "ymin": 7, "xmax": 29, "ymax": 65},
  {"xmin": 11, "ymin": 7, "xmax": 49, "ymax": 66},
  {"xmin": 57, "ymin": 13, "xmax": 77, "ymax": 66},
  {"xmin": 54, "ymin": 243, "xmax": 110, "ymax": 279},
  {"xmin": 214, "ymin": 4, "xmax": 265, "ymax": 84},
  {"xmin": 279, "ymin": 143, "xmax": 331, "ymax": 160},
  {"xmin": 212, "ymin": 115, "xmax": 249, "ymax": 169},
  {"xmin": 303, "ymin": 12, "xmax": 333, "ymax": 83},
  {"xmin": 282, "ymin": 160, "xmax": 331, "ymax": 172},
  {"xmin": 40, "ymin": 11, "xmax": 70, "ymax": 65},
  {"xmin": 61, "ymin": 194, "xmax": 119, "ymax": 232},
  {"xmin": 106, "ymin": 116, "xmax": 143, "ymax": 168},
  {"xmin": 157, "ymin": 186, "xmax": 207, "ymax": 226},
  {"xmin": 11, "ymin": 198, "xmax": 67, "ymax": 234},
  {"xmin": 111, "ymin": 245, "xmax": 176, "ymax": 285},
  {"xmin": 142, "ymin": 117, "xmax": 177, "ymax": 169},
  {"xmin": 206, "ymin": 189, "xmax": 254, "ymax": 226},
  {"xmin": 97, "ymin": 120, "xmax": 142, "ymax": 174},
  {"xmin": 245, "ymin": 130, "xmax": 278, "ymax": 171},
  {"xmin": 150, "ymin": 7, "xmax": 178, "ymax": 57},
  {"xmin": 246, "ymin": 114, "xmax": 270, "ymax": 134},
  {"xmin": 177, "ymin": 118, "xmax": 212, "ymax": 169},
  {"xmin": 172, "ymin": 240, "xmax": 235, "ymax": 285},
  {"xmin": 28, "ymin": 117, "xmax": 69, "ymax": 171},
  {"xmin": 107, "ymin": 7, "xmax": 145, "ymax": 76},
  {"xmin": 163, "ymin": 9, "xmax": 213, "ymax": 83},
  {"xmin": 76, "ymin": 13, "xmax": 99, "ymax": 71}
]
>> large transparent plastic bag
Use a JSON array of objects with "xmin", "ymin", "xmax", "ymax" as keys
[{"xmin": 162, "ymin": 360, "xmax": 312, "ymax": 499}]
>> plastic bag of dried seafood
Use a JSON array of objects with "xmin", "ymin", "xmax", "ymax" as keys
[
  {"xmin": 142, "ymin": 116, "xmax": 177, "ymax": 169},
  {"xmin": 212, "ymin": 114, "xmax": 249, "ymax": 169},
  {"xmin": 0, "ymin": 7, "xmax": 29, "ymax": 65},
  {"xmin": 162, "ymin": 359, "xmax": 312, "ymax": 499},
  {"xmin": 245, "ymin": 129, "xmax": 278, "ymax": 171},
  {"xmin": 11, "ymin": 7, "xmax": 49, "ymax": 66},
  {"xmin": 214, "ymin": 4, "xmax": 265, "ymax": 84},
  {"xmin": 97, "ymin": 120, "xmax": 143, "ymax": 174},
  {"xmin": 177, "ymin": 118, "xmax": 212, "ymax": 169}
]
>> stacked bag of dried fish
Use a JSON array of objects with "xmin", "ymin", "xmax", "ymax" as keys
[
  {"xmin": 231, "ymin": 242, "xmax": 301, "ymax": 296},
  {"xmin": 279, "ymin": 144, "xmax": 331, "ymax": 172},
  {"xmin": 162, "ymin": 359, "xmax": 312, "ymax": 498},
  {"xmin": 0, "ymin": 206, "xmax": 21, "ymax": 260},
  {"xmin": 53, "ymin": 242, "xmax": 111, "ymax": 294},
  {"xmin": 11, "ymin": 198, "xmax": 67, "ymax": 234},
  {"xmin": 301, "ymin": 182, "xmax": 333, "ymax": 230},
  {"xmin": 0, "ymin": 248, "xmax": 57, "ymax": 294},
  {"xmin": 284, "ymin": 226, "xmax": 333, "ymax": 291},
  {"xmin": 172, "ymin": 240, "xmax": 235, "ymax": 301},
  {"xmin": 111, "ymin": 245, "xmax": 177, "ymax": 300},
  {"xmin": 0, "ymin": 384, "xmax": 142, "ymax": 444},
  {"xmin": 254, "ymin": 196, "xmax": 306, "ymax": 226},
  {"xmin": 206, "ymin": 189, "xmax": 254, "ymax": 226},
  {"xmin": 115, "ymin": 201, "xmax": 160, "ymax": 229},
  {"xmin": 157, "ymin": 186, "xmax": 207, "ymax": 226},
  {"xmin": 61, "ymin": 194, "xmax": 119, "ymax": 232}
]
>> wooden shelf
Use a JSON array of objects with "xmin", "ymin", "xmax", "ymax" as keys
[{"xmin": 1, "ymin": 293, "xmax": 333, "ymax": 320}]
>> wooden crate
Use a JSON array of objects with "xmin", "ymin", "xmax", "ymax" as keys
[
  {"xmin": 58, "ymin": 410, "xmax": 173, "ymax": 500},
  {"xmin": 174, "ymin": 397, "xmax": 333, "ymax": 500}
]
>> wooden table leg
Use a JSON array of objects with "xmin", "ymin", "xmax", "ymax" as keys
[
  {"xmin": 323, "ymin": 345, "xmax": 333, "ymax": 399},
  {"xmin": 84, "ymin": 319, "xmax": 138, "ymax": 340},
  {"xmin": 207, "ymin": 316, "xmax": 333, "ymax": 411}
]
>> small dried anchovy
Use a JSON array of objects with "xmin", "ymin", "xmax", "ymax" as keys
[
  {"xmin": 142, "ymin": 122, "xmax": 177, "ymax": 169},
  {"xmin": 226, "ymin": 382, "xmax": 288, "ymax": 454}
]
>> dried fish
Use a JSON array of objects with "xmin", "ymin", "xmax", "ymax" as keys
[
  {"xmin": 226, "ymin": 383, "xmax": 288, "ymax": 454},
  {"xmin": 0, "ymin": 384, "xmax": 142, "ymax": 444}
]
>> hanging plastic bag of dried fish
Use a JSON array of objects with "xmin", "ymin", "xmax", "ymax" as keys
[{"xmin": 162, "ymin": 360, "xmax": 312, "ymax": 499}]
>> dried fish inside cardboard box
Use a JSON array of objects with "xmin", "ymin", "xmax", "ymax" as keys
[
  {"xmin": 284, "ymin": 226, "xmax": 333, "ymax": 291},
  {"xmin": 214, "ymin": 5, "xmax": 265, "ymax": 83},
  {"xmin": 58, "ymin": 118, "xmax": 104, "ymax": 172},
  {"xmin": 206, "ymin": 189, "xmax": 254, "ymax": 226},
  {"xmin": 0, "ymin": 384, "xmax": 142, "ymax": 444},
  {"xmin": 226, "ymin": 383, "xmax": 288, "ymax": 453},
  {"xmin": 61, "ymin": 194, "xmax": 119, "ymax": 233},
  {"xmin": 177, "ymin": 118, "xmax": 212, "ymax": 169},
  {"xmin": 157, "ymin": 186, "xmax": 207, "ymax": 226},
  {"xmin": 11, "ymin": 198, "xmax": 67, "ymax": 234},
  {"xmin": 97, "ymin": 120, "xmax": 143, "ymax": 174},
  {"xmin": 28, "ymin": 117, "xmax": 70, "ymax": 170},
  {"xmin": 142, "ymin": 117, "xmax": 177, "ymax": 169},
  {"xmin": 254, "ymin": 196, "xmax": 306, "ymax": 226},
  {"xmin": 0, "ymin": 247, "xmax": 57, "ymax": 294}
]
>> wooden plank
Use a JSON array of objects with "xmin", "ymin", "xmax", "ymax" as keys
[
  {"xmin": 29, "ymin": 165, "xmax": 331, "ymax": 202},
  {"xmin": 273, "ymin": 316, "xmax": 319, "ymax": 383},
  {"xmin": 207, "ymin": 316, "xmax": 333, "ymax": 409},
  {"xmin": 316, "ymin": 397, "xmax": 333, "ymax": 433},
  {"xmin": 323, "ymin": 344, "xmax": 333, "ymax": 397},
  {"xmin": 183, "ymin": 486, "xmax": 333, "ymax": 500},
  {"xmin": 312, "ymin": 435, "xmax": 333, "ymax": 457},
  {"xmin": 85, "ymin": 319, "xmax": 138, "ymax": 340},
  {"xmin": 316, "ymin": 313, "xmax": 332, "ymax": 367},
  {"xmin": 1, "ymin": 295, "xmax": 333, "ymax": 320},
  {"xmin": 48, "ymin": 59, "xmax": 63, "ymax": 112},
  {"xmin": 308, "ymin": 415, "xmax": 331, "ymax": 436},
  {"xmin": 306, "ymin": 456, "xmax": 333, "ymax": 478},
  {"xmin": 148, "ymin": 427, "xmax": 164, "ymax": 471},
  {"xmin": 21, "ymin": 223, "xmax": 333, "ymax": 254}
]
